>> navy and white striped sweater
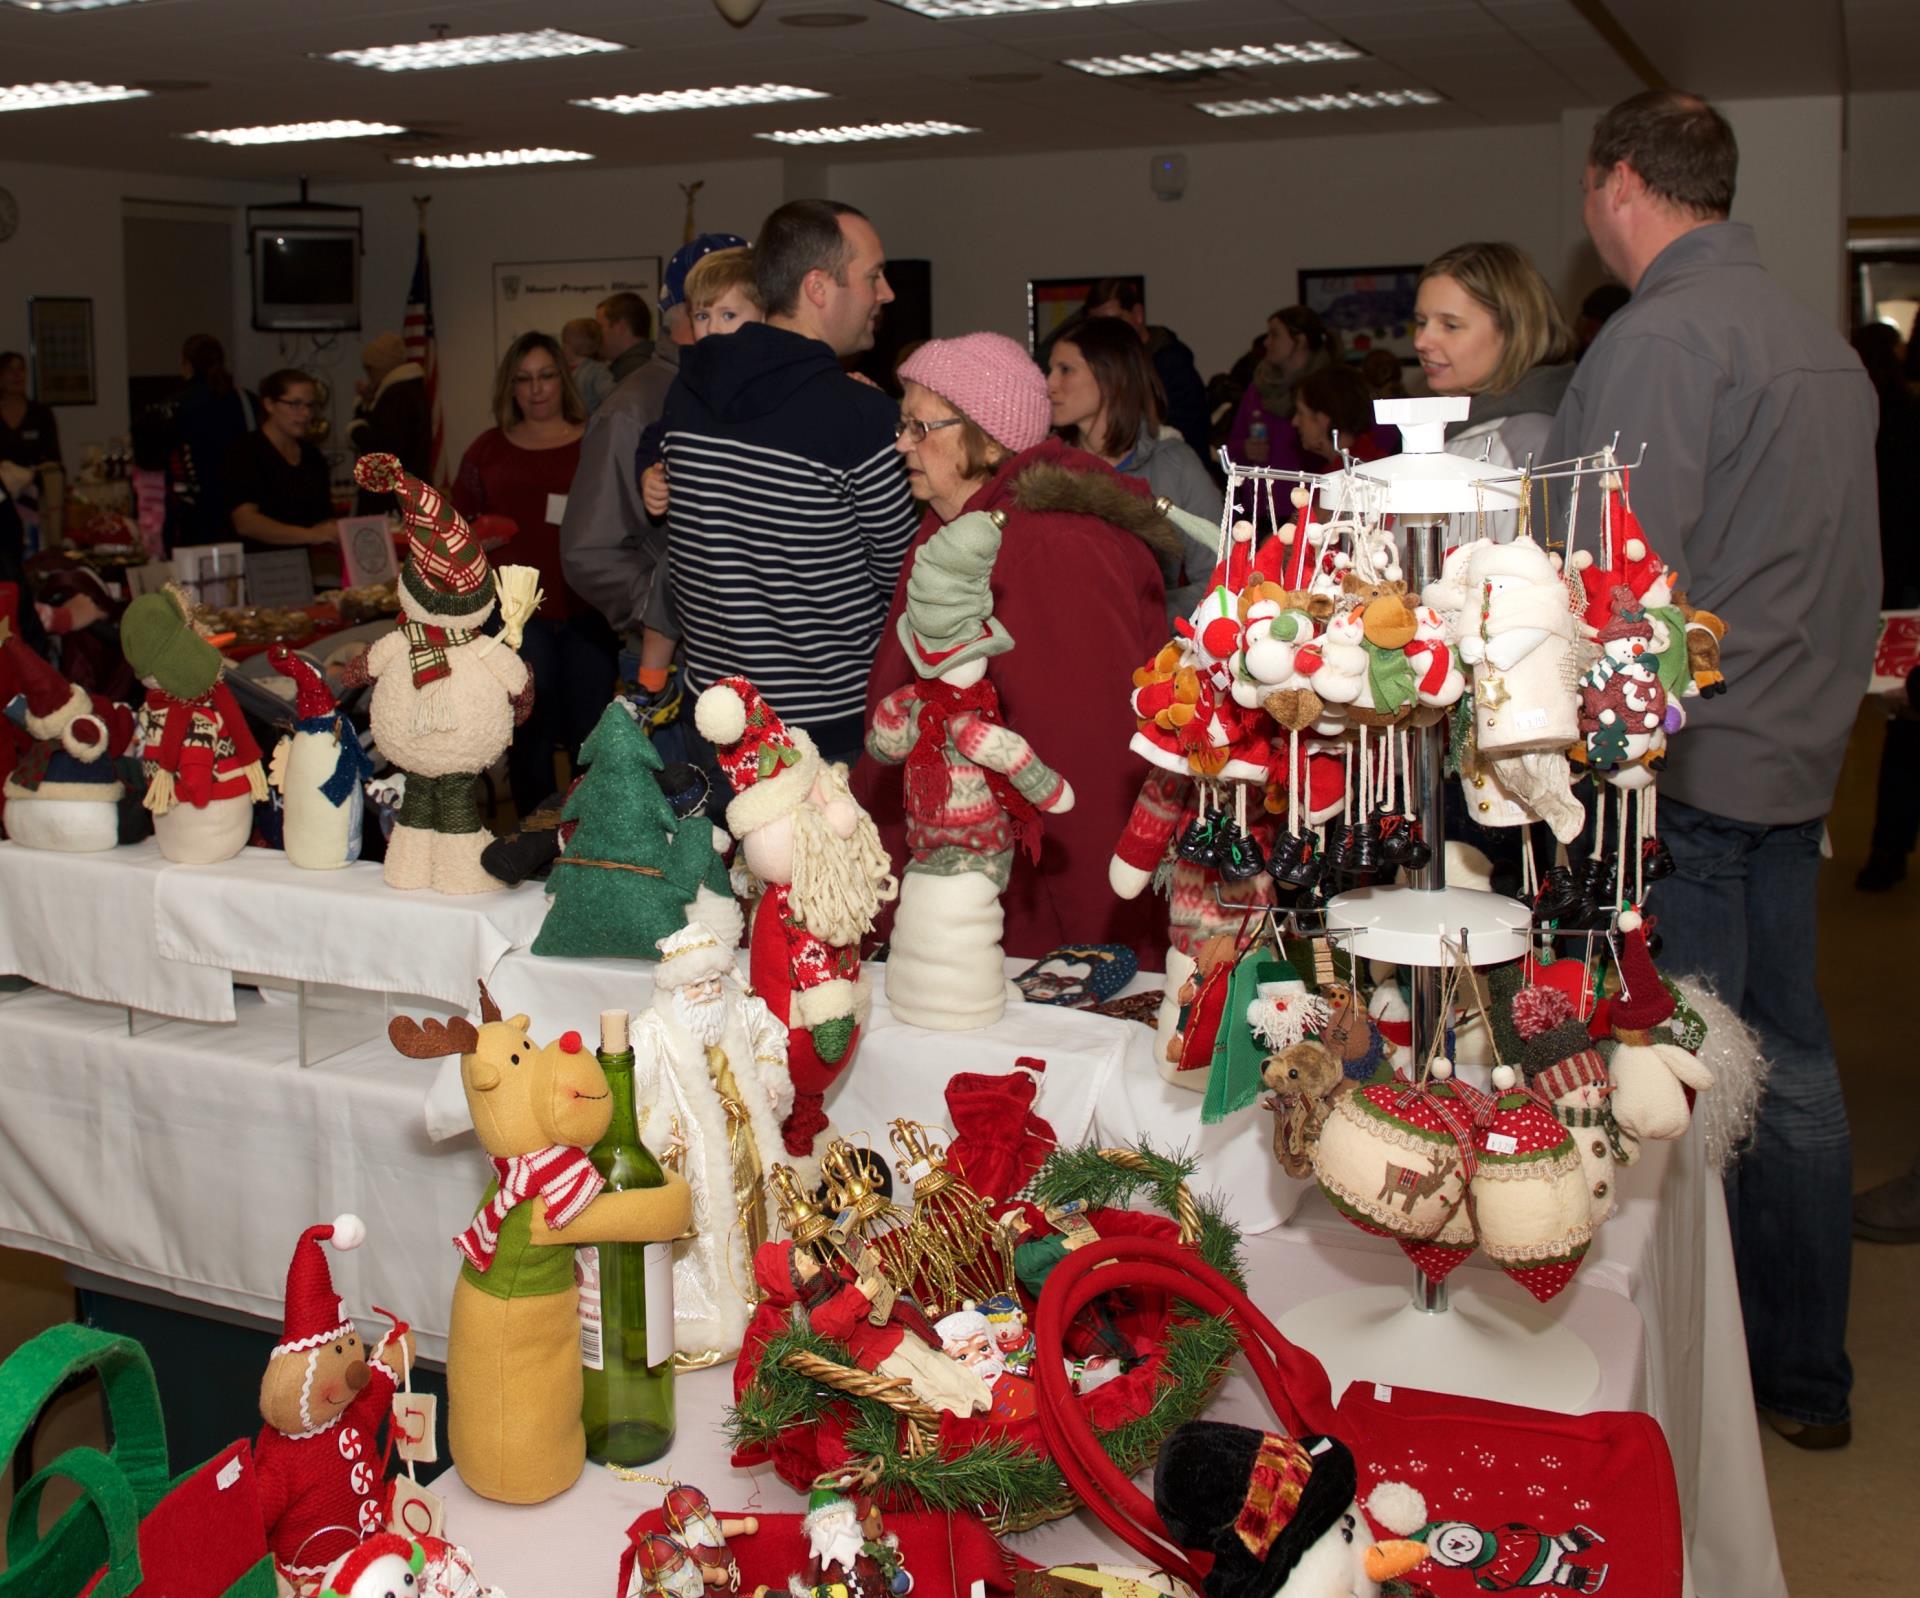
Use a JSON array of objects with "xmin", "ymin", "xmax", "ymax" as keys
[{"xmin": 662, "ymin": 323, "xmax": 918, "ymax": 753}]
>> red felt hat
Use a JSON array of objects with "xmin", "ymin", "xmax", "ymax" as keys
[
  {"xmin": 319, "ymin": 1533, "xmax": 423, "ymax": 1598},
  {"xmin": 268, "ymin": 645, "xmax": 334, "ymax": 720},
  {"xmin": 1574, "ymin": 475, "xmax": 1668, "ymax": 631},
  {"xmin": 4, "ymin": 635, "xmax": 82, "ymax": 722},
  {"xmin": 273, "ymin": 1215, "xmax": 365, "ymax": 1358},
  {"xmin": 1609, "ymin": 917, "xmax": 1676, "ymax": 1034}
]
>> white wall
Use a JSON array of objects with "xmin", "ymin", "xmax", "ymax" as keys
[
  {"xmin": 830, "ymin": 124, "xmax": 1567, "ymax": 380},
  {"xmin": 1846, "ymin": 92, "xmax": 1920, "ymax": 219}
]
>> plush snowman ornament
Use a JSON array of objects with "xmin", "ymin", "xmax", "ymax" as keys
[
  {"xmin": 0, "ymin": 631, "xmax": 137, "ymax": 852},
  {"xmin": 1154, "ymin": 1420, "xmax": 1428, "ymax": 1598},
  {"xmin": 267, "ymin": 645, "xmax": 370, "ymax": 869},
  {"xmin": 320, "ymin": 1534, "xmax": 426, "ymax": 1598},
  {"xmin": 1576, "ymin": 591, "xmax": 1670, "ymax": 788}
]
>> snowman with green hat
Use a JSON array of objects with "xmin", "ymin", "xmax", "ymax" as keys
[
  {"xmin": 120, "ymin": 585, "xmax": 267, "ymax": 863},
  {"xmin": 864, "ymin": 509, "xmax": 1074, "ymax": 1030}
]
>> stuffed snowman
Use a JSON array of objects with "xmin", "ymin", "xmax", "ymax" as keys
[
  {"xmin": 320, "ymin": 1535, "xmax": 427, "ymax": 1598},
  {"xmin": 863, "ymin": 511, "xmax": 1074, "ymax": 1032},
  {"xmin": 696, "ymin": 677, "xmax": 896, "ymax": 1153},
  {"xmin": 0, "ymin": 631, "xmax": 136, "ymax": 852},
  {"xmin": 1443, "ymin": 537, "xmax": 1584, "ymax": 844},
  {"xmin": 342, "ymin": 454, "xmax": 531, "ymax": 894},
  {"xmin": 1576, "ymin": 592, "xmax": 1669, "ymax": 787},
  {"xmin": 120, "ymin": 588, "xmax": 266, "ymax": 863},
  {"xmin": 1155, "ymin": 1421, "xmax": 1428, "ymax": 1598},
  {"xmin": 267, "ymin": 645, "xmax": 370, "ymax": 870}
]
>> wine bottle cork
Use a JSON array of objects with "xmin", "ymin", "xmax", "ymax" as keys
[{"xmin": 600, "ymin": 1008, "xmax": 629, "ymax": 1054}]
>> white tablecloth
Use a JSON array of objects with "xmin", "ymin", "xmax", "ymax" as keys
[
  {"xmin": 0, "ymin": 972, "xmax": 1783, "ymax": 1595},
  {"xmin": 0, "ymin": 840, "xmax": 236, "ymax": 1022}
]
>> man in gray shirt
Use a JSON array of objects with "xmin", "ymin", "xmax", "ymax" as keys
[{"xmin": 1549, "ymin": 91, "xmax": 1880, "ymax": 1449}]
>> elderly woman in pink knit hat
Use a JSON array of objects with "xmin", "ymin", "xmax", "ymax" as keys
[{"xmin": 853, "ymin": 331, "xmax": 1185, "ymax": 966}]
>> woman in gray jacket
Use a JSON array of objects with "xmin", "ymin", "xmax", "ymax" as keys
[{"xmin": 1045, "ymin": 314, "xmax": 1224, "ymax": 620}]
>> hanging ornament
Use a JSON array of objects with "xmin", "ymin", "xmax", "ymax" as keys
[{"xmin": 888, "ymin": 1119, "xmax": 1017, "ymax": 1315}]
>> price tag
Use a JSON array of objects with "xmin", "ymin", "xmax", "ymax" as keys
[
  {"xmin": 545, "ymin": 492, "xmax": 569, "ymax": 526},
  {"xmin": 391, "ymin": 1391, "xmax": 438, "ymax": 1464},
  {"xmin": 216, "ymin": 1455, "xmax": 243, "ymax": 1491},
  {"xmin": 389, "ymin": 1473, "xmax": 446, "ymax": 1541},
  {"xmin": 903, "ymin": 1159, "xmax": 933, "ymax": 1185},
  {"xmin": 1373, "ymin": 1383, "xmax": 1394, "ymax": 1403},
  {"xmin": 1484, "ymin": 1132, "xmax": 1519, "ymax": 1155},
  {"xmin": 1044, "ymin": 1200, "xmax": 1099, "ymax": 1250}
]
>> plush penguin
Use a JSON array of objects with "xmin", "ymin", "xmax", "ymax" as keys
[{"xmin": 267, "ymin": 644, "xmax": 369, "ymax": 870}]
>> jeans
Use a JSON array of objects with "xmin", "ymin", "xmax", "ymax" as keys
[
  {"xmin": 1648, "ymin": 797, "xmax": 1853, "ymax": 1426},
  {"xmin": 509, "ymin": 613, "xmax": 617, "ymax": 818}
]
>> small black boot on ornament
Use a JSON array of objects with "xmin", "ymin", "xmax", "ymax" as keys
[
  {"xmin": 1269, "ymin": 831, "xmax": 1323, "ymax": 892},
  {"xmin": 1218, "ymin": 824, "xmax": 1268, "ymax": 883},
  {"xmin": 1398, "ymin": 823, "xmax": 1432, "ymax": 872},
  {"xmin": 1532, "ymin": 865, "xmax": 1584, "ymax": 923},
  {"xmin": 1176, "ymin": 810, "xmax": 1227, "ymax": 866},
  {"xmin": 1641, "ymin": 834, "xmax": 1677, "ymax": 882}
]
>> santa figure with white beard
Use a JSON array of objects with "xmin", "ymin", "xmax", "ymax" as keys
[
  {"xmin": 633, "ymin": 920, "xmax": 797, "ymax": 1361},
  {"xmin": 789, "ymin": 1483, "xmax": 912, "ymax": 1598}
]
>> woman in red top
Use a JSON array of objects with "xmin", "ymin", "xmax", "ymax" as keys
[{"xmin": 452, "ymin": 332, "xmax": 614, "ymax": 816}]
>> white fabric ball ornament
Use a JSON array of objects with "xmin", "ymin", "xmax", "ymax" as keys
[
  {"xmin": 1617, "ymin": 908, "xmax": 1643, "ymax": 932},
  {"xmin": 1280, "ymin": 521, "xmax": 1298, "ymax": 545},
  {"xmin": 1232, "ymin": 520, "xmax": 1254, "ymax": 544},
  {"xmin": 331, "ymin": 1214, "xmax": 367, "ymax": 1250},
  {"xmin": 1431, "ymin": 1057, "xmax": 1454, "ymax": 1080},
  {"xmin": 1291, "ymin": 486, "xmax": 1311, "ymax": 509},
  {"xmin": 1491, "ymin": 1064, "xmax": 1517, "ymax": 1091},
  {"xmin": 1571, "ymin": 551, "xmax": 1594, "ymax": 571},
  {"xmin": 1625, "ymin": 538, "xmax": 1647, "ymax": 561},
  {"xmin": 694, "ymin": 684, "xmax": 748, "ymax": 744}
]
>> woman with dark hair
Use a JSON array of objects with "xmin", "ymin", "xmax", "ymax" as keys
[
  {"xmin": 222, "ymin": 368, "xmax": 337, "ymax": 551},
  {"xmin": 1292, "ymin": 363, "xmax": 1393, "ymax": 470},
  {"xmin": 1225, "ymin": 306, "xmax": 1340, "ymax": 470},
  {"xmin": 1046, "ymin": 315, "xmax": 1221, "ymax": 617},
  {"xmin": 452, "ymin": 330, "xmax": 610, "ymax": 816},
  {"xmin": 172, "ymin": 334, "xmax": 252, "ymax": 543}
]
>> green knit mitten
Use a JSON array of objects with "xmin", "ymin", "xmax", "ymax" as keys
[{"xmin": 811, "ymin": 1015, "xmax": 855, "ymax": 1065}]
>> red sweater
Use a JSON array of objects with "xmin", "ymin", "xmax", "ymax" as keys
[
  {"xmin": 450, "ymin": 428, "xmax": 583, "ymax": 620},
  {"xmin": 855, "ymin": 440, "xmax": 1168, "ymax": 965}
]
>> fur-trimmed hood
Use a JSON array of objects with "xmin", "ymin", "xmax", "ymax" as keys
[{"xmin": 967, "ymin": 438, "xmax": 1184, "ymax": 566}]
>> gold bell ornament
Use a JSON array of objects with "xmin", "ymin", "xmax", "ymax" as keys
[{"xmin": 889, "ymin": 1119, "xmax": 1017, "ymax": 1315}]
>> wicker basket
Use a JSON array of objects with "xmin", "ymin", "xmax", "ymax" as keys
[{"xmin": 771, "ymin": 1146, "xmax": 1220, "ymax": 1536}]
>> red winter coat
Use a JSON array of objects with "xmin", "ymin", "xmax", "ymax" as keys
[{"xmin": 855, "ymin": 440, "xmax": 1173, "ymax": 965}]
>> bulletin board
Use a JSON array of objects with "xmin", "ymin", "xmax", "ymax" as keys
[{"xmin": 28, "ymin": 297, "xmax": 96, "ymax": 406}]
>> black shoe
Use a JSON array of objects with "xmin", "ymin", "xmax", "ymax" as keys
[
  {"xmin": 1176, "ymin": 812, "xmax": 1227, "ymax": 866},
  {"xmin": 1379, "ymin": 817, "xmax": 1413, "ymax": 865},
  {"xmin": 1269, "ymin": 832, "xmax": 1322, "ymax": 891},
  {"xmin": 1218, "ymin": 825, "xmax": 1268, "ymax": 882},
  {"xmin": 1345, "ymin": 821, "xmax": 1382, "ymax": 878},
  {"xmin": 1399, "ymin": 833, "xmax": 1432, "ymax": 872},
  {"xmin": 1533, "ymin": 865, "xmax": 1583, "ymax": 922},
  {"xmin": 1855, "ymin": 850, "xmax": 1908, "ymax": 893},
  {"xmin": 1760, "ymin": 1409, "xmax": 1851, "ymax": 1450},
  {"xmin": 1640, "ymin": 835, "xmax": 1677, "ymax": 883},
  {"xmin": 480, "ymin": 824, "xmax": 563, "ymax": 886},
  {"xmin": 1853, "ymin": 1166, "xmax": 1920, "ymax": 1243}
]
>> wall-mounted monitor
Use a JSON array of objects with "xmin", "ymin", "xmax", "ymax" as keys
[{"xmin": 251, "ymin": 226, "xmax": 361, "ymax": 331}]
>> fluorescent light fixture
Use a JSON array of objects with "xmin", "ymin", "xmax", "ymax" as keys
[
  {"xmin": 183, "ymin": 119, "xmax": 407, "ymax": 146},
  {"xmin": 882, "ymin": 0, "xmax": 1152, "ymax": 16},
  {"xmin": 1065, "ymin": 41, "xmax": 1364, "ymax": 76},
  {"xmin": 573, "ymin": 83, "xmax": 829, "ymax": 115},
  {"xmin": 391, "ymin": 147, "xmax": 595, "ymax": 169},
  {"xmin": 1197, "ymin": 89, "xmax": 1443, "ymax": 117},
  {"xmin": 756, "ymin": 120, "xmax": 977, "ymax": 146},
  {"xmin": 0, "ymin": 80, "xmax": 149, "ymax": 112},
  {"xmin": 6, "ymin": 0, "xmax": 153, "ymax": 10},
  {"xmin": 323, "ymin": 29, "xmax": 623, "ymax": 73}
]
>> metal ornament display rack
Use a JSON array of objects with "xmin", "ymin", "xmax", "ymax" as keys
[{"xmin": 1214, "ymin": 396, "xmax": 1641, "ymax": 1410}]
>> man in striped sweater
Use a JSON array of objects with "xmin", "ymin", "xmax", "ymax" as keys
[{"xmin": 660, "ymin": 200, "xmax": 920, "ymax": 766}]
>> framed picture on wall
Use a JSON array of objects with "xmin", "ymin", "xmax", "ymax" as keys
[
  {"xmin": 1297, "ymin": 265, "xmax": 1423, "ymax": 364},
  {"xmin": 27, "ymin": 297, "xmax": 96, "ymax": 406},
  {"xmin": 1026, "ymin": 274, "xmax": 1143, "ymax": 353},
  {"xmin": 492, "ymin": 258, "xmax": 662, "ymax": 359}
]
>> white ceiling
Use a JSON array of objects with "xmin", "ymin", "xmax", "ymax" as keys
[{"xmin": 0, "ymin": 0, "xmax": 1898, "ymax": 183}]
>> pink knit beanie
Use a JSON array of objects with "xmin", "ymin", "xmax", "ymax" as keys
[{"xmin": 899, "ymin": 333, "xmax": 1051, "ymax": 454}]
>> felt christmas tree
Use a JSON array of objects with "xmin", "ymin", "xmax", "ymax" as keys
[{"xmin": 532, "ymin": 702, "xmax": 735, "ymax": 959}]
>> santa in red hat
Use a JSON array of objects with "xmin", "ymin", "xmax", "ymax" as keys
[
  {"xmin": 254, "ymin": 1216, "xmax": 415, "ymax": 1584},
  {"xmin": 694, "ymin": 677, "xmax": 895, "ymax": 1156}
]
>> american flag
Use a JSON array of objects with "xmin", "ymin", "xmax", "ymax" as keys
[{"xmin": 403, "ymin": 219, "xmax": 445, "ymax": 484}]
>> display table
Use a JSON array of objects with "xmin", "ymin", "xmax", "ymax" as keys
[{"xmin": 0, "ymin": 847, "xmax": 1785, "ymax": 1595}]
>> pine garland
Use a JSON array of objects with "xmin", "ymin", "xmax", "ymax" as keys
[{"xmin": 727, "ymin": 1140, "xmax": 1244, "ymax": 1527}]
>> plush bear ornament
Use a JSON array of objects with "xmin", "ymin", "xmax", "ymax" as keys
[
  {"xmin": 0, "ymin": 629, "xmax": 137, "ymax": 852},
  {"xmin": 120, "ymin": 587, "xmax": 266, "ymax": 862},
  {"xmin": 255, "ymin": 1216, "xmax": 415, "ymax": 1584},
  {"xmin": 268, "ymin": 645, "xmax": 370, "ymax": 869},
  {"xmin": 1154, "ymin": 1421, "xmax": 1428, "ymax": 1598},
  {"xmin": 695, "ymin": 677, "xmax": 896, "ymax": 1154},
  {"xmin": 344, "ymin": 454, "xmax": 532, "ymax": 894},
  {"xmin": 389, "ymin": 991, "xmax": 692, "ymax": 1504}
]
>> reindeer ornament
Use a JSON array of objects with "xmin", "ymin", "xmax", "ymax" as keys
[{"xmin": 390, "ymin": 988, "xmax": 692, "ymax": 1504}]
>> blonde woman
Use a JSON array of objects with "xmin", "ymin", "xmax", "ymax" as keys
[{"xmin": 1413, "ymin": 241, "xmax": 1576, "ymax": 477}]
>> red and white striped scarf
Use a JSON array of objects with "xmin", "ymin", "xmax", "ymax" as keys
[{"xmin": 454, "ymin": 1145, "xmax": 605, "ymax": 1272}]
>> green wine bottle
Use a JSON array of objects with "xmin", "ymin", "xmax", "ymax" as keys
[{"xmin": 578, "ymin": 1008, "xmax": 676, "ymax": 1465}]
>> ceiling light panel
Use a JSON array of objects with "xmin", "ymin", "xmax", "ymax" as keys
[
  {"xmin": 881, "ymin": 0, "xmax": 1155, "ymax": 17},
  {"xmin": 6, "ymin": 0, "xmax": 153, "ymax": 11},
  {"xmin": 392, "ymin": 147, "xmax": 596, "ymax": 169},
  {"xmin": 756, "ymin": 120, "xmax": 978, "ymax": 146},
  {"xmin": 184, "ymin": 119, "xmax": 406, "ymax": 146},
  {"xmin": 573, "ymin": 84, "xmax": 829, "ymax": 114},
  {"xmin": 1197, "ymin": 89, "xmax": 1443, "ymax": 117},
  {"xmin": 0, "ymin": 81, "xmax": 149, "ymax": 112},
  {"xmin": 323, "ymin": 29, "xmax": 623, "ymax": 73},
  {"xmin": 1065, "ymin": 42, "xmax": 1364, "ymax": 77}
]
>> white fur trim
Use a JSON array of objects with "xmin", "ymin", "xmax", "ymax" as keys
[
  {"xmin": 23, "ymin": 682, "xmax": 87, "ymax": 743},
  {"xmin": 722, "ymin": 729, "xmax": 821, "ymax": 840},
  {"xmin": 691, "ymin": 885, "xmax": 745, "ymax": 953},
  {"xmin": 694, "ymin": 683, "xmax": 747, "ymax": 745},
  {"xmin": 331, "ymin": 1214, "xmax": 366, "ymax": 1250},
  {"xmin": 791, "ymin": 976, "xmax": 858, "ymax": 1028},
  {"xmin": 62, "ymin": 712, "xmax": 112, "ymax": 760},
  {"xmin": 1366, "ymin": 1482, "xmax": 1428, "ymax": 1537}
]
